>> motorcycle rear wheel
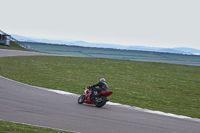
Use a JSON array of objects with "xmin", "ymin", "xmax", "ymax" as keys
[
  {"xmin": 78, "ymin": 95, "xmax": 85, "ymax": 104},
  {"xmin": 95, "ymin": 96, "xmax": 107, "ymax": 107}
]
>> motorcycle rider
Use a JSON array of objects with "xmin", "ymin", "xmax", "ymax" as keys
[{"xmin": 89, "ymin": 78, "xmax": 108, "ymax": 95}]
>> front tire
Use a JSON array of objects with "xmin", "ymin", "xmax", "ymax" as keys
[
  {"xmin": 95, "ymin": 96, "xmax": 107, "ymax": 107},
  {"xmin": 78, "ymin": 95, "xmax": 85, "ymax": 104}
]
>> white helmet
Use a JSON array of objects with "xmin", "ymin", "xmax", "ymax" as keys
[{"xmin": 100, "ymin": 78, "xmax": 106, "ymax": 82}]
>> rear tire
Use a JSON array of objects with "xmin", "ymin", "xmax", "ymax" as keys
[
  {"xmin": 95, "ymin": 96, "xmax": 107, "ymax": 107},
  {"xmin": 78, "ymin": 95, "xmax": 85, "ymax": 104}
]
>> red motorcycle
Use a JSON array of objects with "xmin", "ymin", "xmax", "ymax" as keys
[{"xmin": 78, "ymin": 87, "xmax": 113, "ymax": 107}]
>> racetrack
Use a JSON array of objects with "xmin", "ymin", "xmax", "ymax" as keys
[{"xmin": 0, "ymin": 49, "xmax": 199, "ymax": 133}]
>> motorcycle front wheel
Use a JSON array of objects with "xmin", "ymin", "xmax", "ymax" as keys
[
  {"xmin": 78, "ymin": 95, "xmax": 85, "ymax": 104},
  {"xmin": 95, "ymin": 96, "xmax": 107, "ymax": 107}
]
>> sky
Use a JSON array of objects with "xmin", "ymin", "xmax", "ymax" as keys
[{"xmin": 1, "ymin": 0, "xmax": 200, "ymax": 49}]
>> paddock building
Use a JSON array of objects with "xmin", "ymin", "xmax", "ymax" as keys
[{"xmin": 0, "ymin": 34, "xmax": 10, "ymax": 46}]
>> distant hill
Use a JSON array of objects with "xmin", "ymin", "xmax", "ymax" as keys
[{"xmin": 11, "ymin": 34, "xmax": 200, "ymax": 55}]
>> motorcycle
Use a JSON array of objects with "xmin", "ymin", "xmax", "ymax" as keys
[{"xmin": 78, "ymin": 87, "xmax": 113, "ymax": 107}]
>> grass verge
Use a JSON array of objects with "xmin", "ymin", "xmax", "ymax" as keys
[
  {"xmin": 25, "ymin": 42, "xmax": 200, "ymax": 66},
  {"xmin": 0, "ymin": 56, "xmax": 199, "ymax": 118},
  {"xmin": 0, "ymin": 120, "xmax": 71, "ymax": 133},
  {"xmin": 0, "ymin": 41, "xmax": 29, "ymax": 51}
]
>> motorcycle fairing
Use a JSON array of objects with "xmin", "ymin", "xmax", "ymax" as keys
[
  {"xmin": 84, "ymin": 88, "xmax": 94, "ymax": 104},
  {"xmin": 100, "ymin": 91, "xmax": 113, "ymax": 97}
]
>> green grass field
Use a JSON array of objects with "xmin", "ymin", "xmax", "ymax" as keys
[
  {"xmin": 0, "ymin": 55, "xmax": 199, "ymax": 118},
  {"xmin": 0, "ymin": 41, "xmax": 29, "ymax": 51},
  {"xmin": 0, "ymin": 42, "xmax": 73, "ymax": 132},
  {"xmin": 24, "ymin": 42, "xmax": 200, "ymax": 66},
  {"xmin": 0, "ymin": 120, "xmax": 71, "ymax": 133}
]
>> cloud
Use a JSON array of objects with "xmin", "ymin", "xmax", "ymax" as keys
[{"xmin": 1, "ymin": 0, "xmax": 200, "ymax": 49}]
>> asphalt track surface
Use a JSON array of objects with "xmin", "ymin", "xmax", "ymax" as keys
[{"xmin": 0, "ymin": 49, "xmax": 200, "ymax": 133}]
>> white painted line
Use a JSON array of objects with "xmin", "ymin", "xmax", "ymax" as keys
[
  {"xmin": 1, "ymin": 76, "xmax": 200, "ymax": 123},
  {"xmin": 107, "ymin": 102, "xmax": 200, "ymax": 122}
]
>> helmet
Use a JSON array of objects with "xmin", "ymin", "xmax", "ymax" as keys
[{"xmin": 100, "ymin": 78, "xmax": 106, "ymax": 82}]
